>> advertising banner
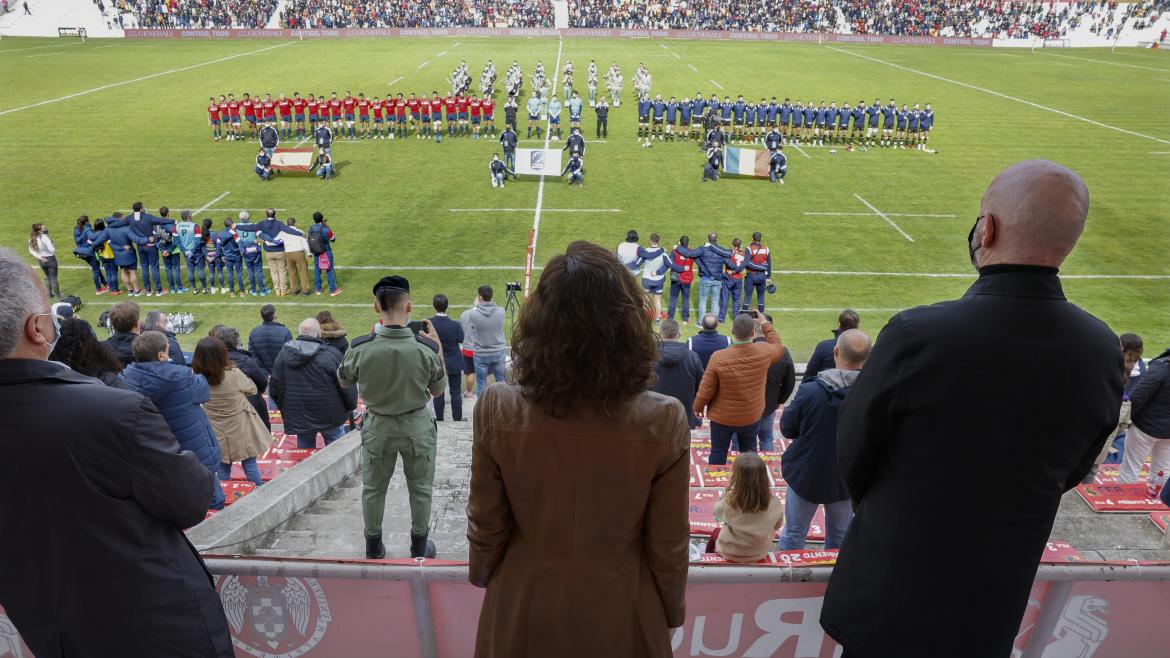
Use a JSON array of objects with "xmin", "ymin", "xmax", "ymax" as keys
[{"xmin": 514, "ymin": 148, "xmax": 562, "ymax": 176}]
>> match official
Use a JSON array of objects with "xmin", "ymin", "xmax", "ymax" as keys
[
  {"xmin": 594, "ymin": 96, "xmax": 609, "ymax": 138},
  {"xmin": 499, "ymin": 124, "xmax": 518, "ymax": 171},
  {"xmin": 259, "ymin": 122, "xmax": 278, "ymax": 158},
  {"xmin": 315, "ymin": 122, "xmax": 333, "ymax": 156},
  {"xmin": 563, "ymin": 127, "xmax": 585, "ymax": 158}
]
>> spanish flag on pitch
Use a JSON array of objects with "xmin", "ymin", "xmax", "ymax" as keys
[{"xmin": 722, "ymin": 146, "xmax": 770, "ymax": 177}]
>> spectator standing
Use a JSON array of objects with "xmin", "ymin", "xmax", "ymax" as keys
[
  {"xmin": 428, "ymin": 294, "xmax": 466, "ymax": 421},
  {"xmin": 694, "ymin": 313, "xmax": 785, "ymax": 465},
  {"xmin": 193, "ymin": 337, "xmax": 271, "ymax": 488},
  {"xmin": 27, "ymin": 223, "xmax": 59, "ymax": 300},
  {"xmin": 666, "ymin": 236, "xmax": 696, "ymax": 324},
  {"xmin": 73, "ymin": 215, "xmax": 108, "ymax": 295},
  {"xmin": 688, "ymin": 313, "xmax": 730, "ymax": 369},
  {"xmin": 104, "ymin": 301, "xmax": 141, "ymax": 367},
  {"xmin": 821, "ymin": 161, "xmax": 1124, "ymax": 658},
  {"xmin": 1105, "ymin": 333, "xmax": 1147, "ymax": 465},
  {"xmin": 248, "ymin": 303, "xmax": 292, "ymax": 374},
  {"xmin": 708, "ymin": 453, "xmax": 783, "ymax": 562},
  {"xmin": 467, "ymin": 241, "xmax": 689, "ymax": 658},
  {"xmin": 1119, "ymin": 347, "xmax": 1170, "ymax": 490},
  {"xmin": 235, "ymin": 209, "xmax": 289, "ymax": 296},
  {"xmin": 652, "ymin": 319, "xmax": 704, "ymax": 428},
  {"xmin": 143, "ymin": 310, "xmax": 186, "ymax": 366},
  {"xmin": 463, "ymin": 285, "xmax": 506, "ymax": 396},
  {"xmin": 678, "ymin": 233, "xmax": 730, "ymax": 320},
  {"xmin": 778, "ymin": 329, "xmax": 870, "ymax": 550},
  {"xmin": 803, "ymin": 309, "xmax": 859, "ymax": 383},
  {"xmin": 279, "ymin": 218, "xmax": 313, "ymax": 296},
  {"xmin": 0, "ymin": 247, "xmax": 233, "ymax": 658},
  {"xmin": 211, "ymin": 325, "xmax": 271, "ymax": 431},
  {"xmin": 49, "ymin": 318, "xmax": 126, "ymax": 388},
  {"xmin": 755, "ymin": 314, "xmax": 796, "ymax": 451},
  {"xmin": 317, "ymin": 310, "xmax": 350, "ymax": 354},
  {"xmin": 269, "ymin": 318, "xmax": 354, "ymax": 449},
  {"xmin": 308, "ymin": 212, "xmax": 341, "ymax": 296},
  {"xmin": 338, "ymin": 276, "xmax": 446, "ymax": 559},
  {"xmin": 123, "ymin": 331, "xmax": 226, "ymax": 510}
]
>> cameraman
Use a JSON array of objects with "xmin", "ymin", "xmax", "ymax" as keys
[{"xmin": 460, "ymin": 285, "xmax": 506, "ymax": 396}]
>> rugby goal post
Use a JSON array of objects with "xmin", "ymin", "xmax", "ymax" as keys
[{"xmin": 58, "ymin": 27, "xmax": 87, "ymax": 42}]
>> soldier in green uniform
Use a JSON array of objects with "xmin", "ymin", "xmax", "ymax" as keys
[{"xmin": 338, "ymin": 275, "xmax": 447, "ymax": 559}]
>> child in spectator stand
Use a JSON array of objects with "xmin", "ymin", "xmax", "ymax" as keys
[{"xmin": 706, "ymin": 453, "xmax": 783, "ymax": 563}]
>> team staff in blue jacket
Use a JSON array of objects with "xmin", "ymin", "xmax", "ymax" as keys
[
  {"xmin": 678, "ymin": 233, "xmax": 731, "ymax": 322},
  {"xmin": 217, "ymin": 219, "xmax": 245, "ymax": 296},
  {"xmin": 235, "ymin": 209, "xmax": 289, "ymax": 296},
  {"xmin": 122, "ymin": 331, "xmax": 226, "ymax": 510},
  {"xmin": 102, "ymin": 212, "xmax": 147, "ymax": 296},
  {"xmin": 87, "ymin": 219, "xmax": 121, "ymax": 294},
  {"xmin": 108, "ymin": 203, "xmax": 174, "ymax": 296},
  {"xmin": 73, "ymin": 215, "xmax": 108, "ymax": 294}
]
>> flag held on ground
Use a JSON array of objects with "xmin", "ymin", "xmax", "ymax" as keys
[{"xmin": 723, "ymin": 146, "xmax": 770, "ymax": 177}]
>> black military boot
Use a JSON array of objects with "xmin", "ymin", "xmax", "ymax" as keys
[
  {"xmin": 365, "ymin": 534, "xmax": 385, "ymax": 559},
  {"xmin": 409, "ymin": 531, "xmax": 437, "ymax": 559}
]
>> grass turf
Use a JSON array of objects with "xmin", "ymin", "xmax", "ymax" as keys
[{"xmin": 0, "ymin": 36, "xmax": 1167, "ymax": 360}]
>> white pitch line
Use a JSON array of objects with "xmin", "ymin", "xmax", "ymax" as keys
[
  {"xmin": 673, "ymin": 51, "xmax": 682, "ymax": 60},
  {"xmin": 660, "ymin": 43, "xmax": 669, "ymax": 50},
  {"xmin": 687, "ymin": 63, "xmax": 699, "ymax": 72},
  {"xmin": 453, "ymin": 42, "xmax": 462, "ymax": 48},
  {"xmin": 294, "ymin": 136, "xmax": 311, "ymax": 147},
  {"xmin": 804, "ymin": 212, "xmax": 955, "ymax": 218},
  {"xmin": 791, "ymin": 143, "xmax": 811, "ymax": 159},
  {"xmin": 26, "ymin": 52, "xmax": 61, "ymax": 58},
  {"xmin": 1049, "ymin": 62, "xmax": 1076, "ymax": 68},
  {"xmin": 437, "ymin": 50, "xmax": 448, "ymax": 58},
  {"xmin": 528, "ymin": 38, "xmax": 565, "ymax": 286},
  {"xmin": 192, "ymin": 192, "xmax": 231, "ymax": 217},
  {"xmin": 854, "ymin": 193, "xmax": 914, "ymax": 243},
  {"xmin": 417, "ymin": 60, "xmax": 429, "ymax": 69},
  {"xmin": 826, "ymin": 46, "xmax": 1170, "ymax": 146},
  {"xmin": 1150, "ymin": 152, "xmax": 1170, "ymax": 155},
  {"xmin": 0, "ymin": 42, "xmax": 294, "ymax": 118},
  {"xmin": 709, "ymin": 79, "xmax": 724, "ymax": 90},
  {"xmin": 449, "ymin": 208, "xmax": 620, "ymax": 213},
  {"xmin": 94, "ymin": 45, "xmax": 118, "ymax": 50},
  {"xmin": 0, "ymin": 41, "xmax": 84, "ymax": 54},
  {"xmin": 1041, "ymin": 51, "xmax": 1169, "ymax": 73},
  {"xmin": 390, "ymin": 76, "xmax": 404, "ymax": 85}
]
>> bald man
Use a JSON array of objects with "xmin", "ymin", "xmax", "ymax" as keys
[
  {"xmin": 269, "ymin": 316, "xmax": 356, "ymax": 449},
  {"xmin": 0, "ymin": 248, "xmax": 232, "ymax": 657},
  {"xmin": 821, "ymin": 161, "xmax": 1124, "ymax": 658}
]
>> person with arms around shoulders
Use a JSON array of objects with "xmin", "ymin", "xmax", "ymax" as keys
[
  {"xmin": 338, "ymin": 276, "xmax": 447, "ymax": 559},
  {"xmin": 467, "ymin": 241, "xmax": 690, "ymax": 658},
  {"xmin": 278, "ymin": 218, "xmax": 313, "ymax": 297},
  {"xmin": 666, "ymin": 236, "xmax": 696, "ymax": 325},
  {"xmin": 462, "ymin": 285, "xmax": 506, "ymax": 396},
  {"xmin": 778, "ymin": 329, "xmax": 870, "ymax": 550},
  {"xmin": 72, "ymin": 215, "xmax": 108, "ymax": 295},
  {"xmin": 235, "ymin": 209, "xmax": 289, "ymax": 297},
  {"xmin": 0, "ymin": 247, "xmax": 233, "ymax": 658},
  {"xmin": 693, "ymin": 312, "xmax": 785, "ymax": 465},
  {"xmin": 123, "ymin": 331, "xmax": 226, "ymax": 510},
  {"xmin": 707, "ymin": 453, "xmax": 783, "ymax": 562},
  {"xmin": 193, "ymin": 337, "xmax": 272, "ymax": 488},
  {"xmin": 248, "ymin": 303, "xmax": 292, "ymax": 374},
  {"xmin": 820, "ymin": 161, "xmax": 1124, "ymax": 658},
  {"xmin": 653, "ymin": 319, "xmax": 704, "ymax": 428},
  {"xmin": 270, "ymin": 318, "xmax": 355, "ymax": 450},
  {"xmin": 429, "ymin": 293, "xmax": 466, "ymax": 421}
]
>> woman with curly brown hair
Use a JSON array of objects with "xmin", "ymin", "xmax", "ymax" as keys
[{"xmin": 467, "ymin": 240, "xmax": 691, "ymax": 658}]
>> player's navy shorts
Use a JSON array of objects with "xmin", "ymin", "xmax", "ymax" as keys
[
  {"xmin": 459, "ymin": 112, "xmax": 469, "ymax": 120},
  {"xmin": 373, "ymin": 116, "xmax": 383, "ymax": 123},
  {"xmin": 410, "ymin": 113, "xmax": 420, "ymax": 121},
  {"xmin": 210, "ymin": 119, "xmax": 220, "ymax": 125},
  {"xmin": 483, "ymin": 114, "xmax": 494, "ymax": 121},
  {"xmin": 643, "ymin": 282, "xmax": 663, "ymax": 295},
  {"xmin": 869, "ymin": 120, "xmax": 879, "ymax": 127},
  {"xmin": 529, "ymin": 113, "xmax": 539, "ymax": 120},
  {"xmin": 246, "ymin": 116, "xmax": 257, "ymax": 124},
  {"xmin": 570, "ymin": 115, "xmax": 581, "ymax": 123},
  {"xmin": 638, "ymin": 114, "xmax": 649, "ymax": 122},
  {"xmin": 397, "ymin": 115, "xmax": 407, "ymax": 123},
  {"xmin": 294, "ymin": 114, "xmax": 305, "ymax": 121},
  {"xmin": 230, "ymin": 116, "xmax": 241, "ymax": 124},
  {"xmin": 471, "ymin": 116, "xmax": 481, "ymax": 124},
  {"xmin": 884, "ymin": 121, "xmax": 895, "ymax": 129},
  {"xmin": 908, "ymin": 126, "xmax": 919, "ymax": 133},
  {"xmin": 652, "ymin": 116, "xmax": 663, "ymax": 124},
  {"xmin": 462, "ymin": 353, "xmax": 475, "ymax": 375},
  {"xmin": 550, "ymin": 116, "xmax": 560, "ymax": 124},
  {"xmin": 309, "ymin": 114, "xmax": 319, "ymax": 122},
  {"xmin": 342, "ymin": 113, "xmax": 353, "ymax": 121},
  {"xmin": 420, "ymin": 113, "xmax": 431, "ymax": 122},
  {"xmin": 359, "ymin": 115, "xmax": 370, "ymax": 123}
]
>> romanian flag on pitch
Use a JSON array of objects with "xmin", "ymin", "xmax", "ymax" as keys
[{"xmin": 723, "ymin": 146, "xmax": 770, "ymax": 177}]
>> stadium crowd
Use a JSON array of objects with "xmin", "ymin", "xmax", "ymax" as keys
[
  {"xmin": 1, "ymin": 159, "xmax": 1169, "ymax": 657},
  {"xmin": 279, "ymin": 0, "xmax": 555, "ymax": 28},
  {"xmin": 121, "ymin": 0, "xmax": 279, "ymax": 29}
]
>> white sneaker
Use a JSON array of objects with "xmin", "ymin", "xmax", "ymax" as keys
[{"xmin": 208, "ymin": 288, "xmax": 217, "ymax": 295}]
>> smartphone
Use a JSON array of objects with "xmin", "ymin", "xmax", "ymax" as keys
[{"xmin": 407, "ymin": 320, "xmax": 428, "ymax": 335}]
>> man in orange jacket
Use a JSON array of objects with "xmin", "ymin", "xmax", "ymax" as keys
[{"xmin": 694, "ymin": 311, "xmax": 785, "ymax": 464}]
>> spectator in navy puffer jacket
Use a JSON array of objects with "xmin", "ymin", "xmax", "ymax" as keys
[
  {"xmin": 248, "ymin": 303, "xmax": 293, "ymax": 373},
  {"xmin": 803, "ymin": 309, "xmax": 859, "ymax": 383},
  {"xmin": 122, "ymin": 331, "xmax": 226, "ymax": 510},
  {"xmin": 688, "ymin": 313, "xmax": 730, "ymax": 369}
]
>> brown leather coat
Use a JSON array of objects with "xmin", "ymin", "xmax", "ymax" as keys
[
  {"xmin": 467, "ymin": 383, "xmax": 691, "ymax": 658},
  {"xmin": 694, "ymin": 323, "xmax": 785, "ymax": 426}
]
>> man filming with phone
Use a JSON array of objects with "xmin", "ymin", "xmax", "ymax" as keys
[
  {"xmin": 339, "ymin": 275, "xmax": 447, "ymax": 560},
  {"xmin": 460, "ymin": 284, "xmax": 506, "ymax": 396}
]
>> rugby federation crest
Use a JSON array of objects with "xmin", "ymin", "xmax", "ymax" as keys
[{"xmin": 219, "ymin": 576, "xmax": 331, "ymax": 657}]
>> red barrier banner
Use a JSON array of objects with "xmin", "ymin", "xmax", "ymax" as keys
[
  {"xmin": 1150, "ymin": 511, "xmax": 1170, "ymax": 531},
  {"xmin": 220, "ymin": 480, "xmax": 256, "ymax": 505},
  {"xmin": 121, "ymin": 28, "xmax": 993, "ymax": 47},
  {"xmin": 3, "ymin": 565, "xmax": 1170, "ymax": 657},
  {"xmin": 266, "ymin": 447, "xmax": 317, "ymax": 462},
  {"xmin": 1076, "ymin": 484, "xmax": 1169, "ymax": 512}
]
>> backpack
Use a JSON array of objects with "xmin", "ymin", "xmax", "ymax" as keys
[
  {"xmin": 61, "ymin": 295, "xmax": 82, "ymax": 313},
  {"xmin": 307, "ymin": 226, "xmax": 326, "ymax": 256},
  {"xmin": 97, "ymin": 241, "xmax": 114, "ymax": 260}
]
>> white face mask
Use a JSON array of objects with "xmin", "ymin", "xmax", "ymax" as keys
[{"xmin": 34, "ymin": 312, "xmax": 62, "ymax": 352}]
